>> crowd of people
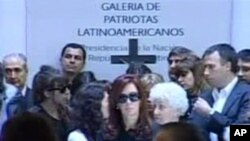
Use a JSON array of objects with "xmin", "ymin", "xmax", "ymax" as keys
[{"xmin": 0, "ymin": 42, "xmax": 250, "ymax": 141}]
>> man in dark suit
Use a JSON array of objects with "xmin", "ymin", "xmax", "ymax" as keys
[
  {"xmin": 191, "ymin": 44, "xmax": 250, "ymax": 141},
  {"xmin": 2, "ymin": 53, "xmax": 34, "ymax": 118}
]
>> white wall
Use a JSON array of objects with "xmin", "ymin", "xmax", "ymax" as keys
[
  {"xmin": 0, "ymin": 0, "xmax": 26, "ymax": 59},
  {"xmin": 231, "ymin": 0, "xmax": 250, "ymax": 51}
]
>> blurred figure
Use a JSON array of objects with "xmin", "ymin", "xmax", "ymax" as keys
[
  {"xmin": 126, "ymin": 62, "xmax": 152, "ymax": 76},
  {"xmin": 140, "ymin": 73, "xmax": 165, "ymax": 96},
  {"xmin": 2, "ymin": 53, "xmax": 34, "ymax": 117},
  {"xmin": 68, "ymin": 82, "xmax": 109, "ymax": 141},
  {"xmin": 237, "ymin": 49, "xmax": 250, "ymax": 83},
  {"xmin": 140, "ymin": 73, "xmax": 164, "ymax": 119},
  {"xmin": 106, "ymin": 74, "xmax": 152, "ymax": 141},
  {"xmin": 171, "ymin": 55, "xmax": 209, "ymax": 119},
  {"xmin": 191, "ymin": 44, "xmax": 250, "ymax": 141},
  {"xmin": 0, "ymin": 63, "xmax": 17, "ymax": 132},
  {"xmin": 29, "ymin": 65, "xmax": 70, "ymax": 141},
  {"xmin": 167, "ymin": 46, "xmax": 194, "ymax": 81},
  {"xmin": 70, "ymin": 71, "xmax": 97, "ymax": 96},
  {"xmin": 1, "ymin": 112, "xmax": 58, "ymax": 141},
  {"xmin": 154, "ymin": 122, "xmax": 205, "ymax": 141},
  {"xmin": 60, "ymin": 43, "xmax": 86, "ymax": 84},
  {"xmin": 150, "ymin": 82, "xmax": 188, "ymax": 126}
]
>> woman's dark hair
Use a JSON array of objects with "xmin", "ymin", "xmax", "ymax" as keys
[
  {"xmin": 126, "ymin": 62, "xmax": 152, "ymax": 76},
  {"xmin": 70, "ymin": 82, "xmax": 106, "ymax": 140},
  {"xmin": 70, "ymin": 71, "xmax": 97, "ymax": 95},
  {"xmin": 155, "ymin": 122, "xmax": 205, "ymax": 141},
  {"xmin": 108, "ymin": 74, "xmax": 152, "ymax": 140},
  {"xmin": 32, "ymin": 65, "xmax": 68, "ymax": 103},
  {"xmin": 1, "ymin": 112, "xmax": 58, "ymax": 141}
]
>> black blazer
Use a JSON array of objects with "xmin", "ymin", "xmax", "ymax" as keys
[{"xmin": 6, "ymin": 87, "xmax": 34, "ymax": 118}]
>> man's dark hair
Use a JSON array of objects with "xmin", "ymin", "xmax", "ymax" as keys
[
  {"xmin": 1, "ymin": 112, "xmax": 58, "ymax": 141},
  {"xmin": 61, "ymin": 43, "xmax": 86, "ymax": 61},
  {"xmin": 155, "ymin": 122, "xmax": 205, "ymax": 141},
  {"xmin": 126, "ymin": 62, "xmax": 152, "ymax": 76},
  {"xmin": 167, "ymin": 46, "xmax": 194, "ymax": 63},
  {"xmin": 237, "ymin": 49, "xmax": 250, "ymax": 62},
  {"xmin": 202, "ymin": 43, "xmax": 238, "ymax": 73}
]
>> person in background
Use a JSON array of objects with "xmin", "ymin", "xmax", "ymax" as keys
[
  {"xmin": 167, "ymin": 46, "xmax": 194, "ymax": 81},
  {"xmin": 126, "ymin": 62, "xmax": 152, "ymax": 77},
  {"xmin": 70, "ymin": 71, "xmax": 96, "ymax": 96},
  {"xmin": 68, "ymin": 82, "xmax": 109, "ymax": 141},
  {"xmin": 237, "ymin": 49, "xmax": 250, "ymax": 83},
  {"xmin": 171, "ymin": 54, "xmax": 209, "ymax": 120},
  {"xmin": 60, "ymin": 43, "xmax": 86, "ymax": 84},
  {"xmin": 2, "ymin": 53, "xmax": 34, "ymax": 118},
  {"xmin": 29, "ymin": 65, "xmax": 70, "ymax": 141},
  {"xmin": 0, "ymin": 63, "xmax": 17, "ymax": 132},
  {"xmin": 106, "ymin": 74, "xmax": 152, "ymax": 141},
  {"xmin": 140, "ymin": 73, "xmax": 164, "ymax": 119},
  {"xmin": 154, "ymin": 122, "xmax": 205, "ymax": 141},
  {"xmin": 1, "ymin": 112, "xmax": 58, "ymax": 141}
]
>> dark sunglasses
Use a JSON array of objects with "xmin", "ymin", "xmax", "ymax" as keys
[
  {"xmin": 47, "ymin": 85, "xmax": 70, "ymax": 93},
  {"xmin": 118, "ymin": 92, "xmax": 140, "ymax": 104}
]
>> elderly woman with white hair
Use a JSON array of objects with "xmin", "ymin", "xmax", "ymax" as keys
[{"xmin": 149, "ymin": 82, "xmax": 189, "ymax": 125}]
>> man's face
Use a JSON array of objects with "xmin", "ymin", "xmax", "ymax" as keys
[
  {"xmin": 168, "ymin": 55, "xmax": 183, "ymax": 70},
  {"xmin": 203, "ymin": 51, "xmax": 230, "ymax": 88},
  {"xmin": 61, "ymin": 47, "xmax": 85, "ymax": 75},
  {"xmin": 4, "ymin": 58, "xmax": 27, "ymax": 89},
  {"xmin": 238, "ymin": 59, "xmax": 250, "ymax": 83},
  {"xmin": 168, "ymin": 55, "xmax": 183, "ymax": 81}
]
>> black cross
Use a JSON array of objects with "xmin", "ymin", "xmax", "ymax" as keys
[{"xmin": 111, "ymin": 39, "xmax": 156, "ymax": 64}]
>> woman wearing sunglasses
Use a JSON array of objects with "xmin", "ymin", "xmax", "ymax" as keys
[
  {"xmin": 105, "ymin": 74, "xmax": 152, "ymax": 141},
  {"xmin": 29, "ymin": 65, "xmax": 71, "ymax": 141}
]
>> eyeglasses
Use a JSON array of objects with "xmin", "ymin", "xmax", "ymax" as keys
[
  {"xmin": 118, "ymin": 92, "xmax": 140, "ymax": 104},
  {"xmin": 47, "ymin": 85, "xmax": 70, "ymax": 93}
]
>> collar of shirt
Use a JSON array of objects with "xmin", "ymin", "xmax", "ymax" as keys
[
  {"xmin": 20, "ymin": 86, "xmax": 27, "ymax": 97},
  {"xmin": 212, "ymin": 77, "xmax": 238, "ymax": 101}
]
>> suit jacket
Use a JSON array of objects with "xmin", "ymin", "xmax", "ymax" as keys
[
  {"xmin": 6, "ymin": 87, "xmax": 34, "ymax": 118},
  {"xmin": 190, "ymin": 80, "xmax": 250, "ymax": 140}
]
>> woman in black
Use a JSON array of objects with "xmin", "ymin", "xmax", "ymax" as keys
[{"xmin": 29, "ymin": 65, "xmax": 71, "ymax": 141}]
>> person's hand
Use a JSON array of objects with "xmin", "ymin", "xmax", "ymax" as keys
[{"xmin": 193, "ymin": 97, "xmax": 212, "ymax": 117}]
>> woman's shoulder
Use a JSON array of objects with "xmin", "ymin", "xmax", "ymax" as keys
[{"xmin": 68, "ymin": 129, "xmax": 88, "ymax": 141}]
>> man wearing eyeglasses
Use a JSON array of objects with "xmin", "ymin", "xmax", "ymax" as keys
[{"xmin": 237, "ymin": 49, "xmax": 250, "ymax": 83}]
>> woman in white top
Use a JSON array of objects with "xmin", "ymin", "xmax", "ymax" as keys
[{"xmin": 67, "ymin": 82, "xmax": 109, "ymax": 141}]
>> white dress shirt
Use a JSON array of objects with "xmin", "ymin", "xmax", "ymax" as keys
[{"xmin": 210, "ymin": 77, "xmax": 238, "ymax": 141}]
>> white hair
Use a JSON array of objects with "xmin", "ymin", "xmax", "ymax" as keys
[{"xmin": 149, "ymin": 82, "xmax": 188, "ymax": 116}]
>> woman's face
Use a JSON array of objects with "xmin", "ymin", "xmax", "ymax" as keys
[
  {"xmin": 101, "ymin": 91, "xmax": 109, "ymax": 119},
  {"xmin": 52, "ymin": 86, "xmax": 71, "ymax": 106},
  {"xmin": 153, "ymin": 100, "xmax": 180, "ymax": 125},
  {"xmin": 177, "ymin": 70, "xmax": 195, "ymax": 90},
  {"xmin": 117, "ymin": 83, "xmax": 141, "ymax": 118}
]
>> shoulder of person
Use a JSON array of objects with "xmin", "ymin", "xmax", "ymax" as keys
[{"xmin": 68, "ymin": 129, "xmax": 88, "ymax": 141}]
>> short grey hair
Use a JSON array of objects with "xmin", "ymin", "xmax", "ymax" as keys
[
  {"xmin": 149, "ymin": 82, "xmax": 188, "ymax": 116},
  {"xmin": 2, "ymin": 53, "xmax": 27, "ymax": 69}
]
